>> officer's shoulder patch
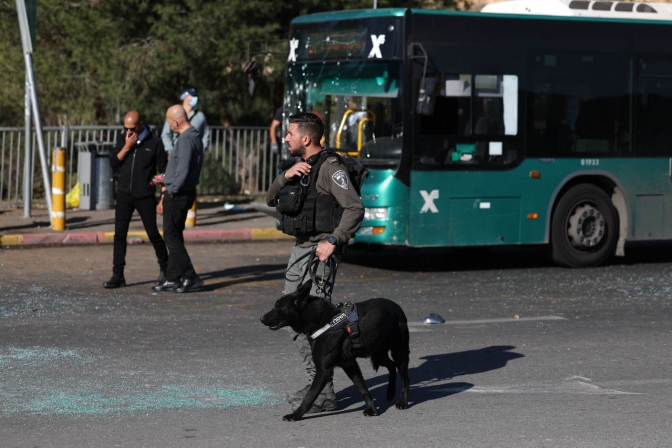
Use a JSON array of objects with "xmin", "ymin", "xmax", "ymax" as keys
[
  {"xmin": 327, "ymin": 156, "xmax": 339, "ymax": 164},
  {"xmin": 332, "ymin": 170, "xmax": 349, "ymax": 190}
]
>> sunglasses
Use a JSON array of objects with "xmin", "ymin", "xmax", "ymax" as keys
[{"xmin": 124, "ymin": 125, "xmax": 139, "ymax": 131}]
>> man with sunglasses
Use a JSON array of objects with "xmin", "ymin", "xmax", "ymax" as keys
[{"xmin": 103, "ymin": 111, "xmax": 168, "ymax": 289}]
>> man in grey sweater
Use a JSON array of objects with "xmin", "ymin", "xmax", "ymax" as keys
[{"xmin": 153, "ymin": 105, "xmax": 204, "ymax": 293}]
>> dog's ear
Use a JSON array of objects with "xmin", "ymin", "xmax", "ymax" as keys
[{"xmin": 295, "ymin": 280, "xmax": 313, "ymax": 307}]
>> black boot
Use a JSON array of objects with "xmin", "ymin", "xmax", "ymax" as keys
[
  {"xmin": 103, "ymin": 275, "xmax": 126, "ymax": 289},
  {"xmin": 153, "ymin": 280, "xmax": 178, "ymax": 292},
  {"xmin": 155, "ymin": 270, "xmax": 167, "ymax": 286}
]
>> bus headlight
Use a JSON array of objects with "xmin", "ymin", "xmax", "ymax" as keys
[{"xmin": 364, "ymin": 207, "xmax": 388, "ymax": 221}]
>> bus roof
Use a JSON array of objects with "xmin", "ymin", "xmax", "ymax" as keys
[
  {"xmin": 481, "ymin": 0, "xmax": 672, "ymax": 20},
  {"xmin": 291, "ymin": 2, "xmax": 672, "ymax": 26}
]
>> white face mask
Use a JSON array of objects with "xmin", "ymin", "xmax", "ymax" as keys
[{"xmin": 189, "ymin": 97, "xmax": 198, "ymax": 107}]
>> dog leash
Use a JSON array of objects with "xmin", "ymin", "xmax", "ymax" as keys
[{"xmin": 289, "ymin": 246, "xmax": 339, "ymax": 299}]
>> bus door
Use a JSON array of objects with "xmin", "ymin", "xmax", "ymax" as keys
[
  {"xmin": 633, "ymin": 58, "xmax": 672, "ymax": 240},
  {"xmin": 409, "ymin": 74, "xmax": 523, "ymax": 247}
]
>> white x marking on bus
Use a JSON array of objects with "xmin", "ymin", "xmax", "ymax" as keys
[
  {"xmin": 288, "ymin": 38, "xmax": 299, "ymax": 62},
  {"xmin": 420, "ymin": 190, "xmax": 439, "ymax": 213},
  {"xmin": 368, "ymin": 34, "xmax": 386, "ymax": 59}
]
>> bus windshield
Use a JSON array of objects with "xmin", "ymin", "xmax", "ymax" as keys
[{"xmin": 285, "ymin": 61, "xmax": 403, "ymax": 168}]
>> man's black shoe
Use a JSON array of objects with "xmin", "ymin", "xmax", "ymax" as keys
[
  {"xmin": 103, "ymin": 276, "xmax": 126, "ymax": 289},
  {"xmin": 152, "ymin": 280, "xmax": 178, "ymax": 292},
  {"xmin": 155, "ymin": 270, "xmax": 167, "ymax": 287},
  {"xmin": 174, "ymin": 275, "xmax": 204, "ymax": 293}
]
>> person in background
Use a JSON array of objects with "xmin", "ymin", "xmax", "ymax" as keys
[
  {"xmin": 161, "ymin": 88, "xmax": 209, "ymax": 155},
  {"xmin": 269, "ymin": 105, "xmax": 283, "ymax": 155},
  {"xmin": 153, "ymin": 105, "xmax": 204, "ymax": 293},
  {"xmin": 103, "ymin": 110, "xmax": 168, "ymax": 289},
  {"xmin": 160, "ymin": 88, "xmax": 209, "ymax": 220}
]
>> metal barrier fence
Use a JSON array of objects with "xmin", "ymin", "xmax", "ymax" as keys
[{"xmin": 0, "ymin": 125, "xmax": 279, "ymax": 205}]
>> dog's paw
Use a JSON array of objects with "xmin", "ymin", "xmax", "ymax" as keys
[
  {"xmin": 362, "ymin": 406, "xmax": 378, "ymax": 417},
  {"xmin": 395, "ymin": 401, "xmax": 408, "ymax": 410},
  {"xmin": 283, "ymin": 412, "xmax": 301, "ymax": 422}
]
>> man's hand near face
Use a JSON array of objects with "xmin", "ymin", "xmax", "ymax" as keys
[
  {"xmin": 125, "ymin": 130, "xmax": 138, "ymax": 148},
  {"xmin": 117, "ymin": 128, "xmax": 139, "ymax": 161}
]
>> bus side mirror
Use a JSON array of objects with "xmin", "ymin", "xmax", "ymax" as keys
[{"xmin": 417, "ymin": 78, "xmax": 437, "ymax": 116}]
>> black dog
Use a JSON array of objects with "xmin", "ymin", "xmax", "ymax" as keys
[{"xmin": 260, "ymin": 280, "xmax": 410, "ymax": 421}]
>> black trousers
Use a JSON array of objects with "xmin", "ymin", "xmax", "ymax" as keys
[
  {"xmin": 112, "ymin": 191, "xmax": 168, "ymax": 277},
  {"xmin": 163, "ymin": 190, "xmax": 197, "ymax": 282}
]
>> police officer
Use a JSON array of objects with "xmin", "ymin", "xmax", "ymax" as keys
[{"xmin": 266, "ymin": 112, "xmax": 364, "ymax": 414}]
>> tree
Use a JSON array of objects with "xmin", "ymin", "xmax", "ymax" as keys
[{"xmin": 0, "ymin": 0, "xmax": 469, "ymax": 127}]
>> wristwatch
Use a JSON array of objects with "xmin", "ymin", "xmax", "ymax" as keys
[{"xmin": 327, "ymin": 235, "xmax": 338, "ymax": 245}]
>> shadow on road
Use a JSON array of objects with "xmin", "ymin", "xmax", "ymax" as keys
[
  {"xmin": 333, "ymin": 345, "xmax": 525, "ymax": 416},
  {"xmin": 344, "ymin": 244, "xmax": 553, "ymax": 272},
  {"xmin": 199, "ymin": 263, "xmax": 286, "ymax": 291},
  {"xmin": 344, "ymin": 241, "xmax": 672, "ymax": 272}
]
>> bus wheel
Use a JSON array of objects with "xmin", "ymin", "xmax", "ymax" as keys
[{"xmin": 551, "ymin": 184, "xmax": 618, "ymax": 268}]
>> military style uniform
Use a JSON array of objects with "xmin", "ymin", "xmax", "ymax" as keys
[{"xmin": 267, "ymin": 150, "xmax": 364, "ymax": 296}]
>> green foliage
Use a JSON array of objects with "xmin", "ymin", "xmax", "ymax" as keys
[{"xmin": 0, "ymin": 0, "xmax": 467, "ymax": 128}]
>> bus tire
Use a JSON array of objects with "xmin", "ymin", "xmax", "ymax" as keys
[{"xmin": 551, "ymin": 184, "xmax": 618, "ymax": 268}]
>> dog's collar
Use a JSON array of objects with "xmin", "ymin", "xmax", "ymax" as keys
[{"xmin": 310, "ymin": 313, "xmax": 347, "ymax": 339}]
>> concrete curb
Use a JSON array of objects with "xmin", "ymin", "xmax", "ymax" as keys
[{"xmin": 0, "ymin": 228, "xmax": 292, "ymax": 247}]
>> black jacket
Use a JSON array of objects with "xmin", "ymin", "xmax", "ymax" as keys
[{"xmin": 110, "ymin": 126, "xmax": 167, "ymax": 199}]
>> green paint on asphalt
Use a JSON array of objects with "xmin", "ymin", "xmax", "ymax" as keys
[
  {"xmin": 0, "ymin": 346, "xmax": 82, "ymax": 364},
  {"xmin": 1, "ymin": 346, "xmax": 280, "ymax": 417},
  {"xmin": 4, "ymin": 386, "xmax": 278, "ymax": 416}
]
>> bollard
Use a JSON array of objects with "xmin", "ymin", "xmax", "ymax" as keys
[
  {"xmin": 51, "ymin": 148, "xmax": 66, "ymax": 231},
  {"xmin": 185, "ymin": 197, "xmax": 197, "ymax": 228}
]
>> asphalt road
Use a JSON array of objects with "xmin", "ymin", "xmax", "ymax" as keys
[{"xmin": 1, "ymin": 241, "xmax": 672, "ymax": 447}]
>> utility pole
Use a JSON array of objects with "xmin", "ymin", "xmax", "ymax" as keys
[{"xmin": 16, "ymin": 0, "xmax": 52, "ymax": 218}]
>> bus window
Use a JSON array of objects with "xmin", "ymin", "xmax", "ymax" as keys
[
  {"xmin": 635, "ymin": 59, "xmax": 672, "ymax": 157},
  {"xmin": 284, "ymin": 60, "xmax": 402, "ymax": 168},
  {"xmin": 614, "ymin": 2, "xmax": 634, "ymax": 11},
  {"xmin": 569, "ymin": 0, "xmax": 590, "ymax": 10},
  {"xmin": 528, "ymin": 52, "xmax": 631, "ymax": 158},
  {"xmin": 592, "ymin": 2, "xmax": 613, "ymax": 11},
  {"xmin": 417, "ymin": 73, "xmax": 519, "ymax": 167},
  {"xmin": 636, "ymin": 3, "xmax": 657, "ymax": 13}
]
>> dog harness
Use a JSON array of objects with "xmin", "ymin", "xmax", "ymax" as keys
[
  {"xmin": 309, "ymin": 302, "xmax": 362, "ymax": 349},
  {"xmin": 310, "ymin": 312, "xmax": 347, "ymax": 339},
  {"xmin": 341, "ymin": 302, "xmax": 363, "ymax": 349}
]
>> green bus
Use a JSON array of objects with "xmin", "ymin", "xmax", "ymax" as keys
[{"xmin": 283, "ymin": 1, "xmax": 672, "ymax": 267}]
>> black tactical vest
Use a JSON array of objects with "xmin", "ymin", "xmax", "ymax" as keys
[{"xmin": 276, "ymin": 151, "xmax": 344, "ymax": 237}]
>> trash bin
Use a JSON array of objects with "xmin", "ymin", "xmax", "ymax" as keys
[{"xmin": 76, "ymin": 142, "xmax": 115, "ymax": 210}]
